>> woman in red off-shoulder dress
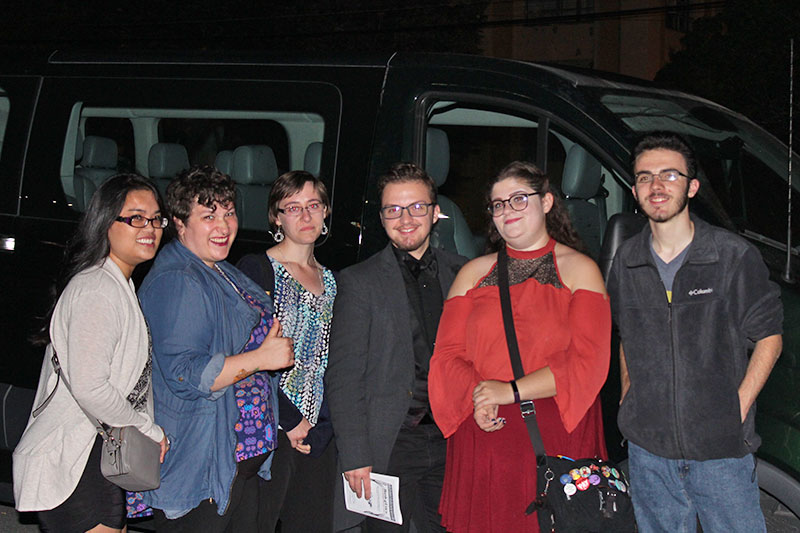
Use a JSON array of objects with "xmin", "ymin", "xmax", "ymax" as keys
[{"xmin": 429, "ymin": 161, "xmax": 611, "ymax": 533}]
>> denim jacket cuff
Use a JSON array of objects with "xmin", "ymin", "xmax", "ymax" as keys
[{"xmin": 200, "ymin": 352, "xmax": 227, "ymax": 399}]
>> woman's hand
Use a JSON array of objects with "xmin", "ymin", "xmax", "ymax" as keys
[
  {"xmin": 159, "ymin": 434, "xmax": 169, "ymax": 464},
  {"xmin": 287, "ymin": 417, "xmax": 313, "ymax": 455},
  {"xmin": 473, "ymin": 379, "xmax": 514, "ymax": 410},
  {"xmin": 254, "ymin": 319, "xmax": 294, "ymax": 370},
  {"xmin": 473, "ymin": 404, "xmax": 505, "ymax": 432}
]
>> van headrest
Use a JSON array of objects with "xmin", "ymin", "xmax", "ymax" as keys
[
  {"xmin": 426, "ymin": 128, "xmax": 450, "ymax": 187},
  {"xmin": 304, "ymin": 142, "xmax": 323, "ymax": 178},
  {"xmin": 562, "ymin": 145, "xmax": 603, "ymax": 199},
  {"xmin": 148, "ymin": 143, "xmax": 190, "ymax": 179},
  {"xmin": 232, "ymin": 145, "xmax": 278, "ymax": 185},
  {"xmin": 215, "ymin": 150, "xmax": 233, "ymax": 176},
  {"xmin": 81, "ymin": 136, "xmax": 117, "ymax": 169}
]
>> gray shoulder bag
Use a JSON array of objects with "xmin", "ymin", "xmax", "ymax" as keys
[{"xmin": 32, "ymin": 348, "xmax": 161, "ymax": 491}]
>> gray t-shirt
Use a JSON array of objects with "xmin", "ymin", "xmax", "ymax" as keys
[{"xmin": 651, "ymin": 237, "xmax": 691, "ymax": 302}]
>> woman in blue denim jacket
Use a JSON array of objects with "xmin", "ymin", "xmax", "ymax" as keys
[{"xmin": 138, "ymin": 166, "xmax": 294, "ymax": 532}]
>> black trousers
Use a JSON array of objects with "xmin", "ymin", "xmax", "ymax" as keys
[
  {"xmin": 365, "ymin": 424, "xmax": 447, "ymax": 533},
  {"xmin": 153, "ymin": 453, "xmax": 267, "ymax": 533},
  {"xmin": 258, "ymin": 429, "xmax": 337, "ymax": 532}
]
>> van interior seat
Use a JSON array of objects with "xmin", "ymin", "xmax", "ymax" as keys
[
  {"xmin": 598, "ymin": 212, "xmax": 647, "ymax": 281},
  {"xmin": 215, "ymin": 150, "xmax": 243, "ymax": 216},
  {"xmin": 74, "ymin": 135, "xmax": 118, "ymax": 189},
  {"xmin": 72, "ymin": 175, "xmax": 97, "ymax": 212},
  {"xmin": 69, "ymin": 130, "xmax": 95, "ymax": 211},
  {"xmin": 426, "ymin": 128, "xmax": 479, "ymax": 259},
  {"xmin": 232, "ymin": 145, "xmax": 278, "ymax": 232},
  {"xmin": 215, "ymin": 150, "xmax": 233, "ymax": 176},
  {"xmin": 304, "ymin": 142, "xmax": 323, "ymax": 177},
  {"xmin": 148, "ymin": 142, "xmax": 190, "ymax": 198},
  {"xmin": 561, "ymin": 145, "xmax": 608, "ymax": 260}
]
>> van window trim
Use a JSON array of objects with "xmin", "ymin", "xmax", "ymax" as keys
[{"xmin": 412, "ymin": 90, "xmax": 631, "ymax": 190}]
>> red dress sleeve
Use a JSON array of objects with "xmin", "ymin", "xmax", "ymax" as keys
[
  {"xmin": 544, "ymin": 289, "xmax": 611, "ymax": 432},
  {"xmin": 429, "ymin": 295, "xmax": 483, "ymax": 438}
]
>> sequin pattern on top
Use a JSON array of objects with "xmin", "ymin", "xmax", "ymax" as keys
[{"xmin": 269, "ymin": 256, "xmax": 336, "ymax": 425}]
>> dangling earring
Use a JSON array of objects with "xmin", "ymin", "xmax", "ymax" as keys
[
  {"xmin": 271, "ymin": 227, "xmax": 285, "ymax": 243},
  {"xmin": 321, "ymin": 221, "xmax": 329, "ymax": 235}
]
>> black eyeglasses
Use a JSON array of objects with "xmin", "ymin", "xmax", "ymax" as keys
[
  {"xmin": 634, "ymin": 170, "xmax": 691, "ymax": 185},
  {"xmin": 115, "ymin": 215, "xmax": 169, "ymax": 229},
  {"xmin": 380, "ymin": 202, "xmax": 435, "ymax": 219},
  {"xmin": 487, "ymin": 192, "xmax": 540, "ymax": 217}
]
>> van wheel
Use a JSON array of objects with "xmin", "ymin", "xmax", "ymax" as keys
[{"xmin": 758, "ymin": 459, "xmax": 800, "ymax": 531}]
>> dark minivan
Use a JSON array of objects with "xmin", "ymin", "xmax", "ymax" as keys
[{"xmin": 1, "ymin": 50, "xmax": 799, "ymax": 525}]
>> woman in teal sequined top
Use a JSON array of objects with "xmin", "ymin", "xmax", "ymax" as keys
[{"xmin": 237, "ymin": 170, "xmax": 337, "ymax": 533}]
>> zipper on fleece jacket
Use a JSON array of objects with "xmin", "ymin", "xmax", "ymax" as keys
[{"xmin": 668, "ymin": 298, "xmax": 687, "ymax": 459}]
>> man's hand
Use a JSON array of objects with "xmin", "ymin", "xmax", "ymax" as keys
[
  {"xmin": 343, "ymin": 466, "xmax": 373, "ymax": 499},
  {"xmin": 473, "ymin": 404, "xmax": 505, "ymax": 432},
  {"xmin": 286, "ymin": 418, "xmax": 313, "ymax": 455}
]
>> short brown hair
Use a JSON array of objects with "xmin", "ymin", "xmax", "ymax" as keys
[
  {"xmin": 268, "ymin": 170, "xmax": 330, "ymax": 229},
  {"xmin": 167, "ymin": 165, "xmax": 237, "ymax": 227},
  {"xmin": 376, "ymin": 162, "xmax": 437, "ymax": 206}
]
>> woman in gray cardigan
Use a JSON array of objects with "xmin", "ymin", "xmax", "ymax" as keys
[{"xmin": 13, "ymin": 174, "xmax": 169, "ymax": 533}]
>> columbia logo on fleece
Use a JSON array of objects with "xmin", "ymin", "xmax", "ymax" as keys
[{"xmin": 688, "ymin": 288, "xmax": 714, "ymax": 296}]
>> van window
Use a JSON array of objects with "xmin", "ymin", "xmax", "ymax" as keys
[
  {"xmin": 0, "ymin": 90, "xmax": 9, "ymax": 162},
  {"xmin": 547, "ymin": 124, "xmax": 628, "ymax": 259},
  {"xmin": 84, "ymin": 117, "xmax": 135, "ymax": 173},
  {"xmin": 423, "ymin": 99, "xmax": 624, "ymax": 259},
  {"xmin": 60, "ymin": 106, "xmax": 326, "ymax": 234},
  {"xmin": 159, "ymin": 118, "xmax": 291, "ymax": 172},
  {"xmin": 425, "ymin": 102, "xmax": 542, "ymax": 258},
  {"xmin": 600, "ymin": 92, "xmax": 800, "ymax": 245}
]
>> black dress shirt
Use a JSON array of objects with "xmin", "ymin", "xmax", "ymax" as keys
[{"xmin": 393, "ymin": 245, "xmax": 444, "ymax": 427}]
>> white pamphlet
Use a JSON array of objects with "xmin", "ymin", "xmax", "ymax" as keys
[{"xmin": 342, "ymin": 472, "xmax": 403, "ymax": 525}]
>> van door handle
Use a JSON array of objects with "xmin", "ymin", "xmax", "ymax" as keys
[{"xmin": 0, "ymin": 234, "xmax": 15, "ymax": 253}]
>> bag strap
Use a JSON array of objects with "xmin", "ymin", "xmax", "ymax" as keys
[
  {"xmin": 496, "ymin": 246, "xmax": 547, "ymax": 461},
  {"xmin": 31, "ymin": 348, "xmax": 110, "ymax": 438}
]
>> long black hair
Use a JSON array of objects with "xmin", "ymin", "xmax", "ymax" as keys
[
  {"xmin": 485, "ymin": 161, "xmax": 584, "ymax": 253},
  {"xmin": 32, "ymin": 174, "xmax": 164, "ymax": 345}
]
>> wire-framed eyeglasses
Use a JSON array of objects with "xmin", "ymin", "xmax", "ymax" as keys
[
  {"xmin": 277, "ymin": 201, "xmax": 325, "ymax": 217},
  {"xmin": 115, "ymin": 215, "xmax": 169, "ymax": 229},
  {"xmin": 634, "ymin": 170, "xmax": 691, "ymax": 185},
  {"xmin": 487, "ymin": 192, "xmax": 540, "ymax": 217},
  {"xmin": 380, "ymin": 202, "xmax": 435, "ymax": 219}
]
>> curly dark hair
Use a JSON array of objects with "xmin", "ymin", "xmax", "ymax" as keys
[
  {"xmin": 485, "ymin": 161, "xmax": 584, "ymax": 253},
  {"xmin": 167, "ymin": 165, "xmax": 237, "ymax": 230}
]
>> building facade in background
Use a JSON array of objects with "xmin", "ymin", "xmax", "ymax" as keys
[{"xmin": 482, "ymin": 0, "xmax": 723, "ymax": 80}]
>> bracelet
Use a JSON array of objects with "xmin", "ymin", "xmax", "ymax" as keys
[{"xmin": 510, "ymin": 380, "xmax": 521, "ymax": 404}]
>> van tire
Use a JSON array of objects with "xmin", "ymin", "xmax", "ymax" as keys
[{"xmin": 757, "ymin": 458, "xmax": 800, "ymax": 520}]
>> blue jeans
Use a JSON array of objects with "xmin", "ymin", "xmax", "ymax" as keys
[{"xmin": 627, "ymin": 442, "xmax": 765, "ymax": 533}]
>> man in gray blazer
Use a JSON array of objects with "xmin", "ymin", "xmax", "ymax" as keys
[{"xmin": 326, "ymin": 163, "xmax": 468, "ymax": 532}]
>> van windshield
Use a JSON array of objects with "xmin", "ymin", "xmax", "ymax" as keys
[{"xmin": 599, "ymin": 91, "xmax": 799, "ymax": 252}]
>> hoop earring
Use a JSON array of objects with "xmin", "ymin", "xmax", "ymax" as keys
[
  {"xmin": 271, "ymin": 227, "xmax": 285, "ymax": 243},
  {"xmin": 321, "ymin": 222, "xmax": 329, "ymax": 235}
]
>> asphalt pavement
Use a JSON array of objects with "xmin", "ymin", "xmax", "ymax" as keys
[{"xmin": 2, "ymin": 494, "xmax": 799, "ymax": 532}]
